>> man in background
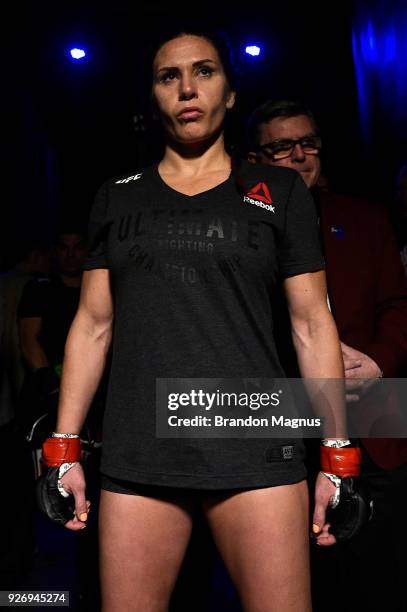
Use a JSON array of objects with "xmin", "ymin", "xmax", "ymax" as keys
[
  {"xmin": 0, "ymin": 241, "xmax": 50, "ymax": 588},
  {"xmin": 18, "ymin": 228, "xmax": 87, "ymax": 444},
  {"xmin": 17, "ymin": 227, "xmax": 106, "ymax": 607},
  {"xmin": 247, "ymin": 99, "xmax": 407, "ymax": 612}
]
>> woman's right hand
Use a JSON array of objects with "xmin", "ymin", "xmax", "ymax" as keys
[
  {"xmin": 59, "ymin": 463, "xmax": 91, "ymax": 531},
  {"xmin": 312, "ymin": 471, "xmax": 337, "ymax": 546}
]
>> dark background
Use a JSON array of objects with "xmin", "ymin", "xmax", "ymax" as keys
[{"xmin": 4, "ymin": 0, "xmax": 407, "ymax": 269}]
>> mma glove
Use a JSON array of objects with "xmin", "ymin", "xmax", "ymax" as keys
[
  {"xmin": 36, "ymin": 434, "xmax": 82, "ymax": 526},
  {"xmin": 320, "ymin": 439, "xmax": 373, "ymax": 542}
]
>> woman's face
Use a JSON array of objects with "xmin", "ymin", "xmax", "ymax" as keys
[{"xmin": 152, "ymin": 35, "xmax": 235, "ymax": 145}]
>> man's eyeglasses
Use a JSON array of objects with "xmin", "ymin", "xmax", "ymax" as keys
[{"xmin": 256, "ymin": 135, "xmax": 322, "ymax": 160}]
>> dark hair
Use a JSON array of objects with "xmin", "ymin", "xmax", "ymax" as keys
[
  {"xmin": 247, "ymin": 99, "xmax": 319, "ymax": 150},
  {"xmin": 148, "ymin": 25, "xmax": 239, "ymax": 94},
  {"xmin": 54, "ymin": 224, "xmax": 87, "ymax": 245}
]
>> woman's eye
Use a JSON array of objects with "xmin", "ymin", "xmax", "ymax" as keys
[
  {"xmin": 160, "ymin": 71, "xmax": 177, "ymax": 83},
  {"xmin": 198, "ymin": 66, "xmax": 213, "ymax": 77}
]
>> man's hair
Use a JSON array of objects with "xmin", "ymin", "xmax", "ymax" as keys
[
  {"xmin": 247, "ymin": 99, "xmax": 319, "ymax": 150},
  {"xmin": 53, "ymin": 224, "xmax": 87, "ymax": 246}
]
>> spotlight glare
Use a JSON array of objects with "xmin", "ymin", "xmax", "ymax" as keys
[
  {"xmin": 70, "ymin": 48, "xmax": 86, "ymax": 60},
  {"xmin": 245, "ymin": 45, "xmax": 261, "ymax": 57}
]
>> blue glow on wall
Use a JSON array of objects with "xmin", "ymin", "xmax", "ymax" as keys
[{"xmin": 352, "ymin": 3, "xmax": 407, "ymax": 141}]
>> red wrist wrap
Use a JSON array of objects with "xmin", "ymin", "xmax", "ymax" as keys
[
  {"xmin": 42, "ymin": 437, "xmax": 82, "ymax": 467},
  {"xmin": 320, "ymin": 446, "xmax": 361, "ymax": 477}
]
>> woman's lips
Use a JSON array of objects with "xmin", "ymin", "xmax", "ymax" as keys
[{"xmin": 177, "ymin": 108, "xmax": 203, "ymax": 121}]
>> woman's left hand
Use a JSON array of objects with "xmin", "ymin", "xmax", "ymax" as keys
[{"xmin": 312, "ymin": 471, "xmax": 337, "ymax": 546}]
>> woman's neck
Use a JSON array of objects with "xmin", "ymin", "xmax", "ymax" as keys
[{"xmin": 159, "ymin": 131, "xmax": 231, "ymax": 178}]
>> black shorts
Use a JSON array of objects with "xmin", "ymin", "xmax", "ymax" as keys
[
  {"xmin": 100, "ymin": 471, "xmax": 306, "ymax": 507},
  {"xmin": 101, "ymin": 474, "xmax": 206, "ymax": 501}
]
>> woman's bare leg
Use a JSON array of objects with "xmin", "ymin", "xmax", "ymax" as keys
[
  {"xmin": 99, "ymin": 490, "xmax": 194, "ymax": 612},
  {"xmin": 202, "ymin": 481, "xmax": 311, "ymax": 612}
]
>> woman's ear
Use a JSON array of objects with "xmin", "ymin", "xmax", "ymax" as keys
[{"xmin": 226, "ymin": 89, "xmax": 236, "ymax": 110}]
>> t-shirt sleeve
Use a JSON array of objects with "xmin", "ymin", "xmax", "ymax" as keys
[
  {"xmin": 17, "ymin": 279, "xmax": 47, "ymax": 319},
  {"xmin": 83, "ymin": 182, "xmax": 111, "ymax": 270},
  {"xmin": 277, "ymin": 174, "xmax": 325, "ymax": 278}
]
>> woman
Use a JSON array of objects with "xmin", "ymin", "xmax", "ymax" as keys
[{"xmin": 48, "ymin": 28, "xmax": 347, "ymax": 611}]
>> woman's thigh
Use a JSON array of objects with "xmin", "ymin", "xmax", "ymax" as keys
[
  {"xmin": 202, "ymin": 481, "xmax": 311, "ymax": 612},
  {"xmin": 99, "ymin": 487, "xmax": 195, "ymax": 612}
]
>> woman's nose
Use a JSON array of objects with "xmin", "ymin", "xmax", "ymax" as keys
[{"xmin": 179, "ymin": 75, "xmax": 197, "ymax": 100}]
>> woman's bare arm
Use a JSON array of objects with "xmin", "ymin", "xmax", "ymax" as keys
[
  {"xmin": 56, "ymin": 268, "xmax": 113, "ymax": 434},
  {"xmin": 283, "ymin": 269, "xmax": 347, "ymax": 439},
  {"xmin": 284, "ymin": 269, "xmax": 348, "ymax": 545}
]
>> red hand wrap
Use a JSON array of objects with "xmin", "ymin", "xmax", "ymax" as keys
[
  {"xmin": 42, "ymin": 437, "xmax": 82, "ymax": 467},
  {"xmin": 320, "ymin": 446, "xmax": 361, "ymax": 477}
]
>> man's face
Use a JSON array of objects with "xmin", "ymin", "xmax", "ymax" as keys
[
  {"xmin": 250, "ymin": 114, "xmax": 321, "ymax": 189},
  {"xmin": 56, "ymin": 233, "xmax": 87, "ymax": 276}
]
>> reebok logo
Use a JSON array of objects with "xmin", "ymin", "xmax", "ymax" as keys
[
  {"xmin": 243, "ymin": 182, "xmax": 275, "ymax": 213},
  {"xmin": 247, "ymin": 182, "xmax": 272, "ymax": 203},
  {"xmin": 115, "ymin": 173, "xmax": 143, "ymax": 184}
]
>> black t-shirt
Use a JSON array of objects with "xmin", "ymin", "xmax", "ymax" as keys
[
  {"xmin": 83, "ymin": 161, "xmax": 325, "ymax": 488},
  {"xmin": 17, "ymin": 275, "xmax": 80, "ymax": 367}
]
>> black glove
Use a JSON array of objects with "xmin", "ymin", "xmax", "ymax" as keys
[
  {"xmin": 326, "ymin": 476, "xmax": 373, "ymax": 542},
  {"xmin": 36, "ymin": 467, "xmax": 75, "ymax": 527}
]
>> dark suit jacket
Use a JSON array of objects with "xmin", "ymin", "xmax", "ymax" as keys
[
  {"xmin": 319, "ymin": 191, "xmax": 407, "ymax": 469},
  {"xmin": 320, "ymin": 191, "xmax": 407, "ymax": 376},
  {"xmin": 274, "ymin": 190, "xmax": 407, "ymax": 469}
]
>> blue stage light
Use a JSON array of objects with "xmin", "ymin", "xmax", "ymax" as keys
[
  {"xmin": 69, "ymin": 48, "xmax": 86, "ymax": 60},
  {"xmin": 352, "ymin": 4, "xmax": 407, "ymax": 140},
  {"xmin": 245, "ymin": 45, "xmax": 261, "ymax": 57}
]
